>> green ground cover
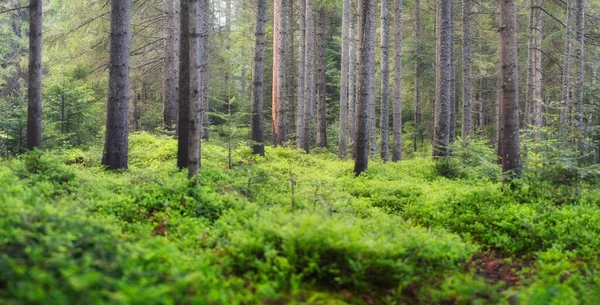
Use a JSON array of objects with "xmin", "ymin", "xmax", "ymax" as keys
[{"xmin": 1, "ymin": 133, "xmax": 599, "ymax": 304}]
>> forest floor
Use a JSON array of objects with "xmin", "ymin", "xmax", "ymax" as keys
[{"xmin": 1, "ymin": 132, "xmax": 600, "ymax": 304}]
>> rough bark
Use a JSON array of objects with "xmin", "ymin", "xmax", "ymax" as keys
[
  {"xmin": 177, "ymin": 0, "xmax": 190, "ymax": 169},
  {"xmin": 532, "ymin": 0, "xmax": 543, "ymax": 129},
  {"xmin": 163, "ymin": 0, "xmax": 180, "ymax": 131},
  {"xmin": 339, "ymin": 0, "xmax": 351, "ymax": 158},
  {"xmin": 499, "ymin": 0, "xmax": 521, "ymax": 175},
  {"xmin": 188, "ymin": 0, "xmax": 203, "ymax": 177},
  {"xmin": 574, "ymin": 0, "xmax": 584, "ymax": 134},
  {"xmin": 449, "ymin": 2, "xmax": 456, "ymax": 143},
  {"xmin": 297, "ymin": 0, "xmax": 306, "ymax": 149},
  {"xmin": 286, "ymin": 0, "xmax": 296, "ymax": 139},
  {"xmin": 273, "ymin": 0, "xmax": 287, "ymax": 145},
  {"xmin": 560, "ymin": 0, "xmax": 573, "ymax": 138},
  {"xmin": 368, "ymin": 15, "xmax": 377, "ymax": 157},
  {"xmin": 301, "ymin": 0, "xmax": 315, "ymax": 152},
  {"xmin": 433, "ymin": 0, "xmax": 451, "ymax": 157},
  {"xmin": 316, "ymin": 8, "xmax": 327, "ymax": 148},
  {"xmin": 27, "ymin": 0, "xmax": 42, "ymax": 150},
  {"xmin": 348, "ymin": 12, "xmax": 357, "ymax": 157},
  {"xmin": 102, "ymin": 0, "xmax": 131, "ymax": 169},
  {"xmin": 251, "ymin": 0, "xmax": 267, "ymax": 156},
  {"xmin": 413, "ymin": 0, "xmax": 421, "ymax": 152},
  {"xmin": 354, "ymin": 0, "xmax": 375, "ymax": 176},
  {"xmin": 462, "ymin": 0, "xmax": 473, "ymax": 141},
  {"xmin": 200, "ymin": 0, "xmax": 210, "ymax": 140},
  {"xmin": 379, "ymin": 0, "xmax": 390, "ymax": 161},
  {"xmin": 391, "ymin": 0, "xmax": 402, "ymax": 162}
]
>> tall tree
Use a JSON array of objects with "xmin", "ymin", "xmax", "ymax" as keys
[
  {"xmin": 26, "ymin": 0, "xmax": 42, "ymax": 150},
  {"xmin": 560, "ymin": 0, "xmax": 574, "ymax": 138},
  {"xmin": 297, "ymin": 0, "xmax": 307, "ymax": 150},
  {"xmin": 188, "ymin": 0, "xmax": 203, "ymax": 177},
  {"xmin": 316, "ymin": 7, "xmax": 327, "ymax": 148},
  {"xmin": 339, "ymin": 0, "xmax": 351, "ymax": 158},
  {"xmin": 449, "ymin": 2, "xmax": 456, "ymax": 143},
  {"xmin": 354, "ymin": 0, "xmax": 375, "ymax": 175},
  {"xmin": 574, "ymin": 0, "xmax": 585, "ymax": 134},
  {"xmin": 251, "ymin": 0, "xmax": 267, "ymax": 156},
  {"xmin": 532, "ymin": 0, "xmax": 543, "ymax": 129},
  {"xmin": 379, "ymin": 0, "xmax": 390, "ymax": 161},
  {"xmin": 498, "ymin": 0, "xmax": 521, "ymax": 175},
  {"xmin": 391, "ymin": 0, "xmax": 403, "ymax": 161},
  {"xmin": 301, "ymin": 0, "xmax": 315, "ymax": 152},
  {"xmin": 163, "ymin": 0, "xmax": 180, "ymax": 131},
  {"xmin": 348, "ymin": 11, "xmax": 357, "ymax": 157},
  {"xmin": 102, "ymin": 0, "xmax": 132, "ymax": 169},
  {"xmin": 462, "ymin": 0, "xmax": 473, "ymax": 141},
  {"xmin": 273, "ymin": 0, "xmax": 287, "ymax": 145},
  {"xmin": 177, "ymin": 0, "xmax": 190, "ymax": 169},
  {"xmin": 413, "ymin": 0, "xmax": 421, "ymax": 152},
  {"xmin": 200, "ymin": 0, "xmax": 210, "ymax": 140},
  {"xmin": 433, "ymin": 0, "xmax": 452, "ymax": 157}
]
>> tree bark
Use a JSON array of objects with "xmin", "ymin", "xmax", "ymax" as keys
[
  {"xmin": 316, "ymin": 8, "xmax": 327, "ymax": 148},
  {"xmin": 560, "ymin": 0, "xmax": 573, "ymax": 138},
  {"xmin": 413, "ymin": 0, "xmax": 421, "ymax": 152},
  {"xmin": 379, "ymin": 0, "xmax": 390, "ymax": 161},
  {"xmin": 354, "ymin": 0, "xmax": 375, "ymax": 176},
  {"xmin": 433, "ymin": 0, "xmax": 451, "ymax": 157},
  {"xmin": 27, "ymin": 0, "xmax": 42, "ymax": 150},
  {"xmin": 286, "ymin": 0, "xmax": 296, "ymax": 139},
  {"xmin": 462, "ymin": 0, "xmax": 473, "ymax": 141},
  {"xmin": 301, "ymin": 0, "xmax": 315, "ymax": 152},
  {"xmin": 391, "ymin": 0, "xmax": 402, "ymax": 162},
  {"xmin": 177, "ymin": 0, "xmax": 190, "ymax": 169},
  {"xmin": 200, "ymin": 0, "xmax": 210, "ymax": 141},
  {"xmin": 251, "ymin": 0, "xmax": 267, "ymax": 156},
  {"xmin": 297, "ymin": 0, "xmax": 306, "ymax": 149},
  {"xmin": 532, "ymin": 0, "xmax": 543, "ymax": 129},
  {"xmin": 163, "ymin": 0, "xmax": 180, "ymax": 131},
  {"xmin": 102, "ymin": 0, "xmax": 131, "ymax": 169},
  {"xmin": 273, "ymin": 0, "xmax": 287, "ymax": 145},
  {"xmin": 188, "ymin": 0, "xmax": 203, "ymax": 177},
  {"xmin": 574, "ymin": 0, "xmax": 584, "ymax": 134},
  {"xmin": 339, "ymin": 0, "xmax": 351, "ymax": 158},
  {"xmin": 348, "ymin": 11, "xmax": 357, "ymax": 157},
  {"xmin": 449, "ymin": 2, "xmax": 456, "ymax": 144},
  {"xmin": 499, "ymin": 0, "xmax": 521, "ymax": 175}
]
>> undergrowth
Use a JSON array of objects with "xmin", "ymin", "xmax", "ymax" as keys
[{"xmin": 1, "ymin": 133, "xmax": 599, "ymax": 304}]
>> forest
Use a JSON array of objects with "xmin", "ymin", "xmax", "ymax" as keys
[{"xmin": 1, "ymin": 0, "xmax": 600, "ymax": 303}]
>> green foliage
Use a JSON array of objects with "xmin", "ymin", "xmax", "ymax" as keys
[{"xmin": 1, "ymin": 134, "xmax": 600, "ymax": 304}]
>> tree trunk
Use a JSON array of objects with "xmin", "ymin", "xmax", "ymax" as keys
[
  {"xmin": 102, "ymin": 0, "xmax": 131, "ymax": 169},
  {"xmin": 273, "ymin": 0, "xmax": 287, "ymax": 145},
  {"xmin": 532, "ymin": 0, "xmax": 543, "ymax": 129},
  {"xmin": 348, "ymin": 11, "xmax": 357, "ymax": 157},
  {"xmin": 499, "ymin": 0, "xmax": 521, "ymax": 175},
  {"xmin": 27, "ymin": 0, "xmax": 42, "ymax": 150},
  {"xmin": 188, "ymin": 0, "xmax": 203, "ymax": 177},
  {"xmin": 251, "ymin": 0, "xmax": 267, "ymax": 156},
  {"xmin": 163, "ymin": 0, "xmax": 180, "ymax": 131},
  {"xmin": 574, "ymin": 0, "xmax": 584, "ymax": 134},
  {"xmin": 354, "ymin": 0, "xmax": 375, "ymax": 176},
  {"xmin": 391, "ymin": 0, "xmax": 402, "ymax": 162},
  {"xmin": 413, "ymin": 0, "xmax": 421, "ymax": 152},
  {"xmin": 433, "ymin": 0, "xmax": 451, "ymax": 157},
  {"xmin": 297, "ymin": 0, "xmax": 306, "ymax": 149},
  {"xmin": 339, "ymin": 0, "xmax": 351, "ymax": 158},
  {"xmin": 379, "ymin": 0, "xmax": 390, "ymax": 161},
  {"xmin": 200, "ymin": 0, "xmax": 210, "ymax": 141},
  {"xmin": 301, "ymin": 0, "xmax": 315, "ymax": 152},
  {"xmin": 368, "ymin": 16, "xmax": 377, "ymax": 157},
  {"xmin": 449, "ymin": 2, "xmax": 456, "ymax": 144},
  {"xmin": 316, "ymin": 8, "xmax": 327, "ymax": 148},
  {"xmin": 560, "ymin": 0, "xmax": 573, "ymax": 138},
  {"xmin": 177, "ymin": 0, "xmax": 191, "ymax": 169},
  {"xmin": 286, "ymin": 0, "xmax": 296, "ymax": 139},
  {"xmin": 462, "ymin": 0, "xmax": 473, "ymax": 141}
]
